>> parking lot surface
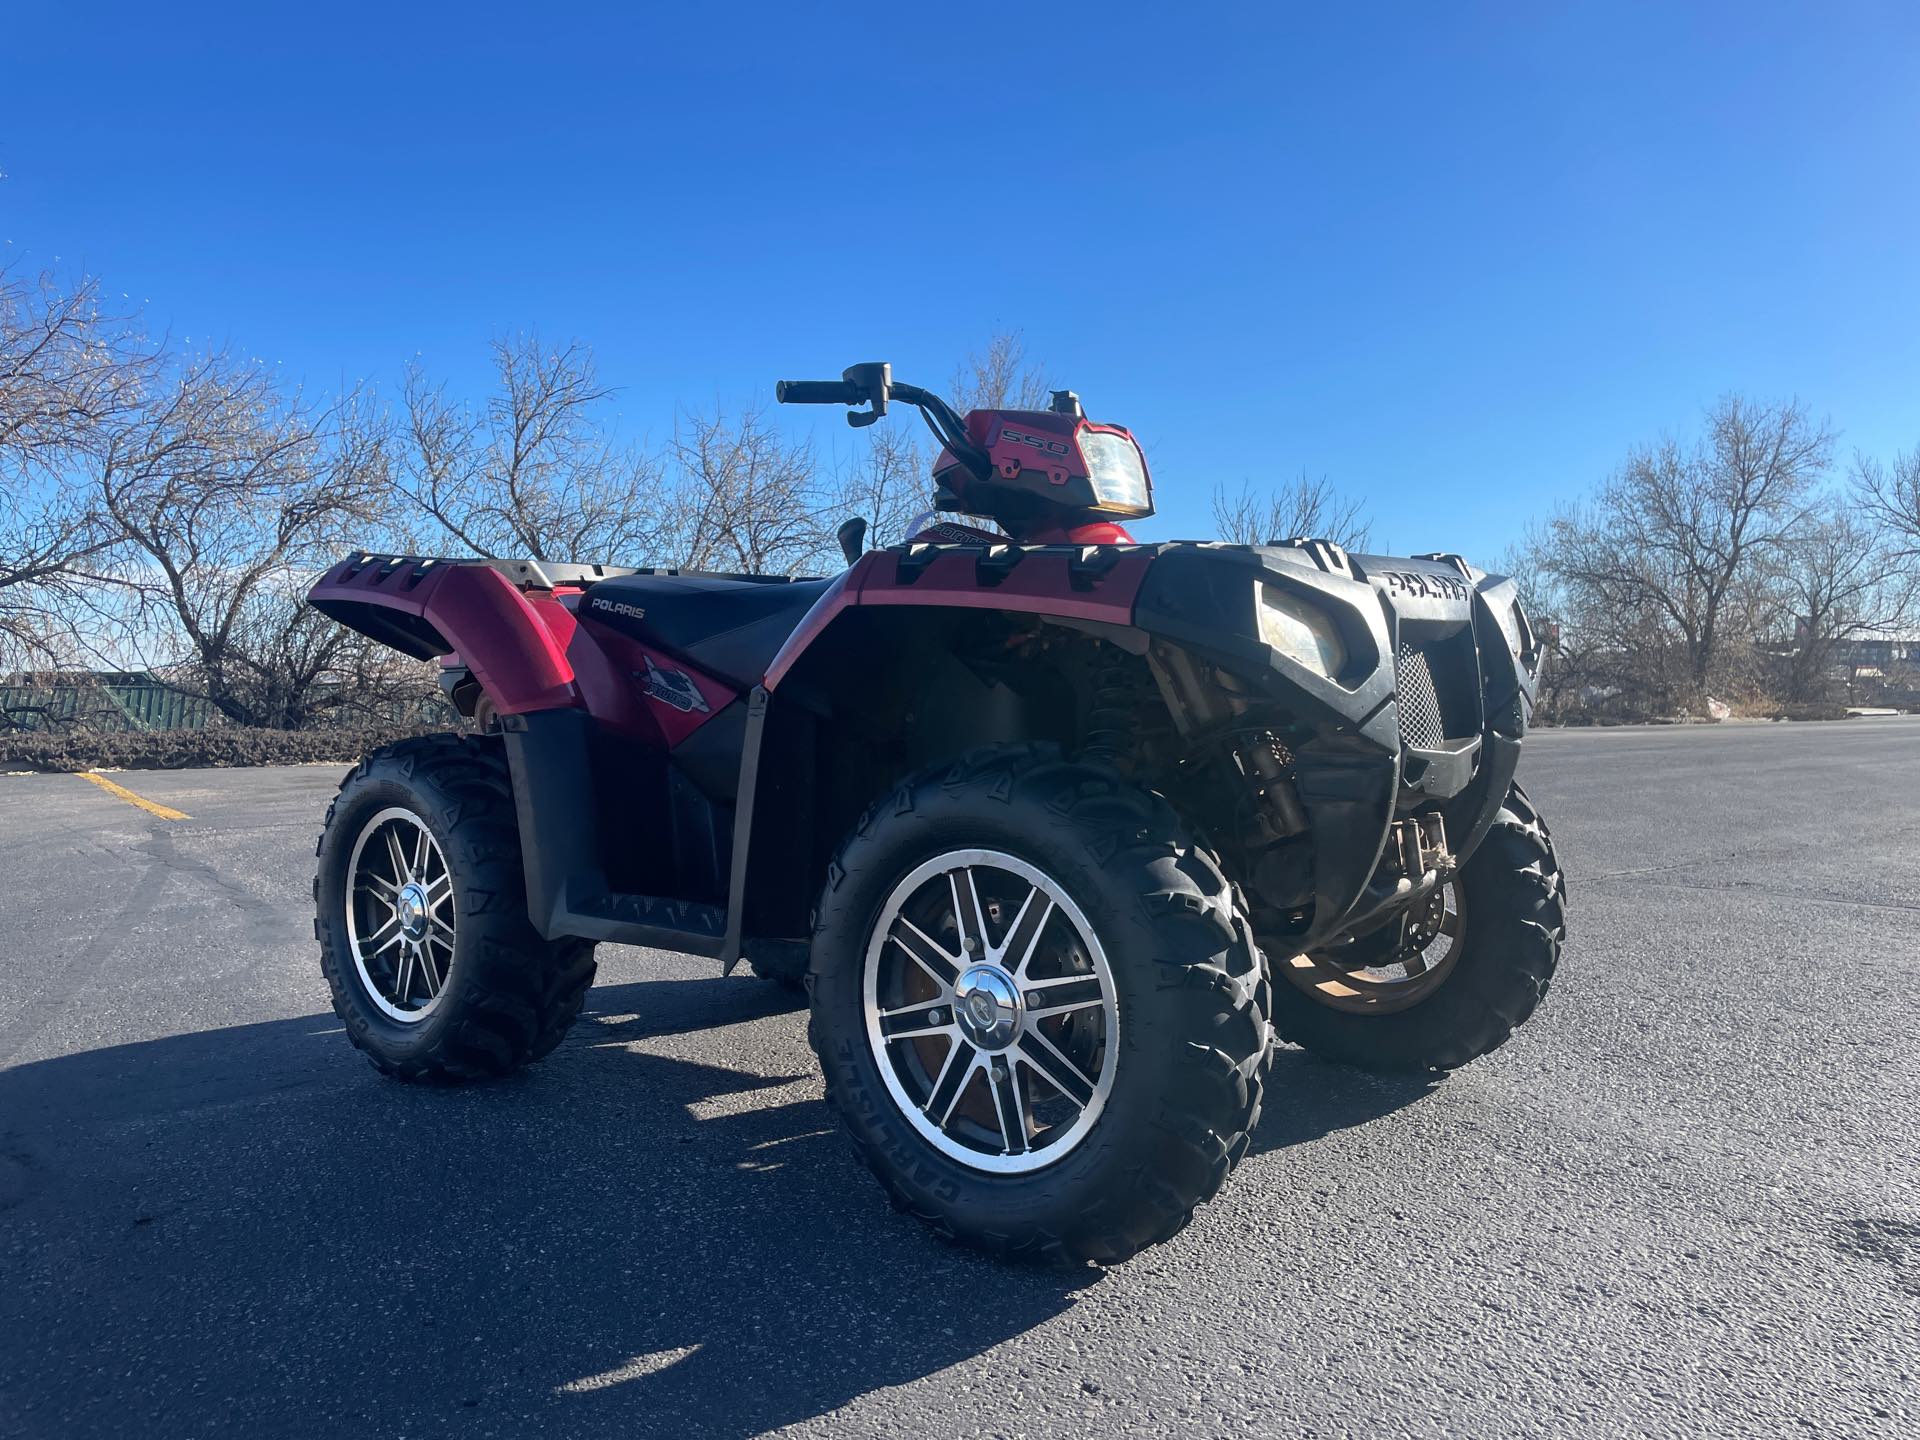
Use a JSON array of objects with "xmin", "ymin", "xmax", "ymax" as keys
[{"xmin": 2, "ymin": 719, "xmax": 1916, "ymax": 1438}]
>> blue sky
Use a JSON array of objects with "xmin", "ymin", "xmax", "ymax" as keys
[{"xmin": 4, "ymin": 2, "xmax": 1916, "ymax": 559}]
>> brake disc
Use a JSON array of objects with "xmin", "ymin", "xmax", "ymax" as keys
[{"xmin": 1389, "ymin": 888, "xmax": 1449, "ymax": 967}]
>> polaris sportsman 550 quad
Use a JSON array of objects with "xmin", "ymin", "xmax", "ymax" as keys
[{"xmin": 308, "ymin": 362, "xmax": 1566, "ymax": 1265}]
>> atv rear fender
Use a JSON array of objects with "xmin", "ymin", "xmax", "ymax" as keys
[
  {"xmin": 309, "ymin": 554, "xmax": 740, "ymax": 956},
  {"xmin": 308, "ymin": 554, "xmax": 583, "ymax": 714}
]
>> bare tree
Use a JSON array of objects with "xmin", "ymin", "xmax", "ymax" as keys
[
  {"xmin": 0, "ymin": 266, "xmax": 159, "ymax": 667},
  {"xmin": 0, "ymin": 479, "xmax": 104, "ymax": 668},
  {"xmin": 1499, "ymin": 528, "xmax": 1582, "ymax": 717},
  {"xmin": 835, "ymin": 419, "xmax": 932, "ymax": 548},
  {"xmin": 1855, "ymin": 444, "xmax": 1920, "ymax": 564},
  {"xmin": 94, "ymin": 350, "xmax": 422, "ymax": 728},
  {"xmin": 1211, "ymin": 474, "xmax": 1371, "ymax": 550},
  {"xmin": 950, "ymin": 330, "xmax": 1051, "ymax": 412},
  {"xmin": 400, "ymin": 334, "xmax": 664, "ymax": 563},
  {"xmin": 1539, "ymin": 395, "xmax": 1833, "ymax": 699},
  {"xmin": 1777, "ymin": 498, "xmax": 1916, "ymax": 701},
  {"xmin": 1500, "ymin": 520, "xmax": 1688, "ymax": 719},
  {"xmin": 664, "ymin": 404, "xmax": 829, "ymax": 573}
]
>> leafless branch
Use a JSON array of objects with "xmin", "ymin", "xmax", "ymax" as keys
[
  {"xmin": 950, "ymin": 331, "xmax": 1052, "ymax": 412},
  {"xmin": 1536, "ymin": 395, "xmax": 1834, "ymax": 708},
  {"xmin": 1210, "ymin": 474, "xmax": 1371, "ymax": 551},
  {"xmin": 398, "ymin": 334, "xmax": 664, "ymax": 563}
]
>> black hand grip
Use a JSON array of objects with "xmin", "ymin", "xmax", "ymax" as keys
[{"xmin": 775, "ymin": 379, "xmax": 861, "ymax": 405}]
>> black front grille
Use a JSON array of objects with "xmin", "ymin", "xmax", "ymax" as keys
[{"xmin": 1395, "ymin": 641, "xmax": 1446, "ymax": 751}]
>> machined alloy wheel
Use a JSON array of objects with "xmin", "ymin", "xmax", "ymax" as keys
[
  {"xmin": 345, "ymin": 806, "xmax": 456, "ymax": 1022},
  {"xmin": 863, "ymin": 849, "xmax": 1119, "ymax": 1174},
  {"xmin": 315, "ymin": 735, "xmax": 598, "ymax": 1082},
  {"xmin": 810, "ymin": 744, "xmax": 1272, "ymax": 1264},
  {"xmin": 1281, "ymin": 879, "xmax": 1463, "ymax": 1015}
]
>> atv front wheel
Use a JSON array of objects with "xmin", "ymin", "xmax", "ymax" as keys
[
  {"xmin": 809, "ymin": 745, "xmax": 1271, "ymax": 1265},
  {"xmin": 1269, "ymin": 783, "xmax": 1567, "ymax": 1072},
  {"xmin": 314, "ymin": 735, "xmax": 597, "ymax": 1081}
]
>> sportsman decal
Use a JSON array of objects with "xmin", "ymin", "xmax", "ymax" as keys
[{"xmin": 639, "ymin": 655, "xmax": 710, "ymax": 713}]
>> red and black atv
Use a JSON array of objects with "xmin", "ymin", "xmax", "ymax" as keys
[{"xmin": 308, "ymin": 362, "xmax": 1566, "ymax": 1265}]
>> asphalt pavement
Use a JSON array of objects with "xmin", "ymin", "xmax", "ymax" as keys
[{"xmin": 2, "ymin": 719, "xmax": 1916, "ymax": 1438}]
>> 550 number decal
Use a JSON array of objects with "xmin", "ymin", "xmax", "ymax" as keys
[{"xmin": 998, "ymin": 428, "xmax": 1072, "ymax": 457}]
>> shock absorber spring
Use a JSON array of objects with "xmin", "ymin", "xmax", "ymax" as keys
[{"xmin": 1080, "ymin": 661, "xmax": 1137, "ymax": 770}]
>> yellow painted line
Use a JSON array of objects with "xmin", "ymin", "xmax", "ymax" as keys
[{"xmin": 76, "ymin": 770, "xmax": 191, "ymax": 821}]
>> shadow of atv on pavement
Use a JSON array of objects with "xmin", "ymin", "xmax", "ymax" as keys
[{"xmin": 0, "ymin": 974, "xmax": 1428, "ymax": 1439}]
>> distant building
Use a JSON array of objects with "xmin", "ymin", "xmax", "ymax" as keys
[
  {"xmin": 1791, "ymin": 621, "xmax": 1917, "ymax": 669},
  {"xmin": 1789, "ymin": 622, "xmax": 1920, "ymax": 704}
]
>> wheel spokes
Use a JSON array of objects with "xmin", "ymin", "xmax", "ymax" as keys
[
  {"xmin": 891, "ymin": 916, "xmax": 959, "ymax": 987},
  {"xmin": 998, "ymin": 885, "xmax": 1053, "ymax": 978},
  {"xmin": 1016, "ymin": 1028, "xmax": 1098, "ymax": 1108},
  {"xmin": 878, "ymin": 1001, "xmax": 955, "ymax": 1041},
  {"xmin": 414, "ymin": 943, "xmax": 442, "ymax": 998},
  {"xmin": 349, "ymin": 808, "xmax": 459, "ymax": 1020},
  {"xmin": 361, "ymin": 909, "xmax": 401, "ymax": 943},
  {"xmin": 366, "ymin": 923, "xmax": 406, "ymax": 957},
  {"xmin": 948, "ymin": 868, "xmax": 991, "ymax": 959},
  {"xmin": 360, "ymin": 872, "xmax": 402, "ymax": 901},
  {"xmin": 1020, "ymin": 973, "xmax": 1104, "ymax": 1019},
  {"xmin": 989, "ymin": 1061, "xmax": 1028, "ymax": 1155},
  {"xmin": 925, "ymin": 1039, "xmax": 980, "ymax": 1126},
  {"xmin": 865, "ymin": 849, "xmax": 1118, "ymax": 1172},
  {"xmin": 383, "ymin": 826, "xmax": 410, "ymax": 882}
]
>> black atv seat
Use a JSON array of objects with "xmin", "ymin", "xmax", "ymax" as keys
[{"xmin": 580, "ymin": 571, "xmax": 834, "ymax": 689}]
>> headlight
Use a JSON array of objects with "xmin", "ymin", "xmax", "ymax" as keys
[
  {"xmin": 1256, "ymin": 584, "xmax": 1347, "ymax": 679},
  {"xmin": 1079, "ymin": 430, "xmax": 1151, "ymax": 514}
]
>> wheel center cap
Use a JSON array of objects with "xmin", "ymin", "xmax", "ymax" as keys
[
  {"xmin": 953, "ymin": 965, "xmax": 1021, "ymax": 1050},
  {"xmin": 397, "ymin": 882, "xmax": 430, "ymax": 941}
]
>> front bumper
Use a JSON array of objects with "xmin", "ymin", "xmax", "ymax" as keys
[{"xmin": 1132, "ymin": 541, "xmax": 1540, "ymax": 943}]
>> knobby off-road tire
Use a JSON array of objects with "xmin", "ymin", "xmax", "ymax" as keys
[
  {"xmin": 314, "ymin": 734, "xmax": 596, "ymax": 1081},
  {"xmin": 746, "ymin": 945, "xmax": 808, "ymax": 996},
  {"xmin": 1271, "ymin": 782, "xmax": 1567, "ymax": 1072},
  {"xmin": 808, "ymin": 743, "xmax": 1273, "ymax": 1266}
]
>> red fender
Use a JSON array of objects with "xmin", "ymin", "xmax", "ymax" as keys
[
  {"xmin": 763, "ymin": 546, "xmax": 1153, "ymax": 690},
  {"xmin": 308, "ymin": 556, "xmax": 578, "ymax": 714}
]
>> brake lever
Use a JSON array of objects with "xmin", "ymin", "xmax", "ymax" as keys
[{"xmin": 841, "ymin": 362, "xmax": 891, "ymax": 428}]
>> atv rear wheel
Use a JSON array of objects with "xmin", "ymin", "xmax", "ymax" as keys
[
  {"xmin": 314, "ymin": 735, "xmax": 597, "ymax": 1081},
  {"xmin": 808, "ymin": 744, "xmax": 1271, "ymax": 1265},
  {"xmin": 1269, "ymin": 783, "xmax": 1566, "ymax": 1072}
]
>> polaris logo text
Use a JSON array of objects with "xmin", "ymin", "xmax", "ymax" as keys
[
  {"xmin": 1378, "ymin": 570, "xmax": 1470, "ymax": 601},
  {"xmin": 591, "ymin": 598, "xmax": 648, "ymax": 620}
]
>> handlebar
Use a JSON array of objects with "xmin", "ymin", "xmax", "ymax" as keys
[
  {"xmin": 774, "ymin": 360, "xmax": 992, "ymax": 480},
  {"xmin": 774, "ymin": 379, "xmax": 863, "ymax": 405}
]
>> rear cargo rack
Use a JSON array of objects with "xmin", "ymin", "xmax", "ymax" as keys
[{"xmin": 333, "ymin": 553, "xmax": 640, "ymax": 590}]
